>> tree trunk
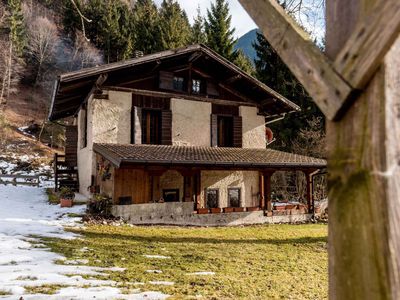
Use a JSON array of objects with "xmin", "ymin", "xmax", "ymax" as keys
[{"xmin": 326, "ymin": 0, "xmax": 400, "ymax": 299}]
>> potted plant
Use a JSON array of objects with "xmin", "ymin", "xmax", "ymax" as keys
[
  {"xmin": 59, "ymin": 187, "xmax": 75, "ymax": 208},
  {"xmin": 246, "ymin": 207, "xmax": 259, "ymax": 212},
  {"xmin": 210, "ymin": 207, "xmax": 222, "ymax": 213},
  {"xmin": 223, "ymin": 207, "xmax": 235, "ymax": 213},
  {"xmin": 197, "ymin": 208, "xmax": 209, "ymax": 214},
  {"xmin": 233, "ymin": 207, "xmax": 246, "ymax": 212}
]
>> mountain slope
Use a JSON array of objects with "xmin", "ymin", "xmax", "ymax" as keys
[{"xmin": 234, "ymin": 28, "xmax": 259, "ymax": 63}]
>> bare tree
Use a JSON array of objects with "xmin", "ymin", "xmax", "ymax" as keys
[
  {"xmin": 292, "ymin": 116, "xmax": 326, "ymax": 158},
  {"xmin": 70, "ymin": 31, "xmax": 102, "ymax": 69},
  {"xmin": 27, "ymin": 16, "xmax": 59, "ymax": 85}
]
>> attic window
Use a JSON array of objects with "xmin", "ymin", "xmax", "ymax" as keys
[
  {"xmin": 173, "ymin": 76, "xmax": 185, "ymax": 91},
  {"xmin": 192, "ymin": 79, "xmax": 201, "ymax": 94}
]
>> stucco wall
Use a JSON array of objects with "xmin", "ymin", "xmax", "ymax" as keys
[
  {"xmin": 171, "ymin": 98, "xmax": 211, "ymax": 146},
  {"xmin": 159, "ymin": 170, "xmax": 184, "ymax": 201},
  {"xmin": 77, "ymin": 91, "xmax": 132, "ymax": 196},
  {"xmin": 240, "ymin": 106, "xmax": 266, "ymax": 149},
  {"xmin": 91, "ymin": 91, "xmax": 131, "ymax": 144},
  {"xmin": 200, "ymin": 170, "xmax": 260, "ymax": 208}
]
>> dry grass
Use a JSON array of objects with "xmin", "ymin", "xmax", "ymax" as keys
[{"xmin": 44, "ymin": 224, "xmax": 328, "ymax": 299}]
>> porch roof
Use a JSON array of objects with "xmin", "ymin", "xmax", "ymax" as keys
[{"xmin": 93, "ymin": 143, "xmax": 326, "ymax": 170}]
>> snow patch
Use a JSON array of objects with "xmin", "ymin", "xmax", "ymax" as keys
[
  {"xmin": 186, "ymin": 271, "xmax": 215, "ymax": 276},
  {"xmin": 143, "ymin": 255, "xmax": 171, "ymax": 259}
]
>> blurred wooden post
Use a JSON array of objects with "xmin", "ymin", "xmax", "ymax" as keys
[
  {"xmin": 326, "ymin": 1, "xmax": 400, "ymax": 298},
  {"xmin": 239, "ymin": 0, "xmax": 400, "ymax": 298}
]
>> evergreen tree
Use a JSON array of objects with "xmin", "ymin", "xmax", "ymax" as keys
[
  {"xmin": 233, "ymin": 49, "xmax": 254, "ymax": 75},
  {"xmin": 189, "ymin": 6, "xmax": 206, "ymax": 44},
  {"xmin": 159, "ymin": 0, "xmax": 191, "ymax": 50},
  {"xmin": 133, "ymin": 0, "xmax": 162, "ymax": 54},
  {"xmin": 205, "ymin": 0, "xmax": 237, "ymax": 61},
  {"xmin": 8, "ymin": 0, "xmax": 26, "ymax": 57},
  {"xmin": 253, "ymin": 31, "xmax": 324, "ymax": 151}
]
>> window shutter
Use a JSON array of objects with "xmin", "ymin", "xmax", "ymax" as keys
[
  {"xmin": 210, "ymin": 114, "xmax": 218, "ymax": 147},
  {"xmin": 161, "ymin": 110, "xmax": 172, "ymax": 145},
  {"xmin": 232, "ymin": 116, "xmax": 242, "ymax": 148},
  {"xmin": 159, "ymin": 71, "xmax": 174, "ymax": 90},
  {"xmin": 65, "ymin": 125, "xmax": 78, "ymax": 167},
  {"xmin": 131, "ymin": 106, "xmax": 142, "ymax": 144}
]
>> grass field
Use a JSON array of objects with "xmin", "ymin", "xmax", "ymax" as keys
[{"xmin": 45, "ymin": 224, "xmax": 328, "ymax": 299}]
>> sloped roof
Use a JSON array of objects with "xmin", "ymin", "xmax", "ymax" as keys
[
  {"xmin": 93, "ymin": 143, "xmax": 326, "ymax": 169},
  {"xmin": 48, "ymin": 44, "xmax": 300, "ymax": 121}
]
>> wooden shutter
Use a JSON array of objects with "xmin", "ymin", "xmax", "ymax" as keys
[
  {"xmin": 65, "ymin": 126, "xmax": 78, "ymax": 167},
  {"xmin": 159, "ymin": 71, "xmax": 174, "ymax": 90},
  {"xmin": 131, "ymin": 106, "xmax": 142, "ymax": 144},
  {"xmin": 161, "ymin": 110, "xmax": 172, "ymax": 145},
  {"xmin": 232, "ymin": 116, "xmax": 243, "ymax": 148},
  {"xmin": 211, "ymin": 114, "xmax": 218, "ymax": 147}
]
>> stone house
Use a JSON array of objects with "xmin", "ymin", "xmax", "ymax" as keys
[{"xmin": 49, "ymin": 45, "xmax": 326, "ymax": 225}]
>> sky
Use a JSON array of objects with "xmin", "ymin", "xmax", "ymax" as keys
[
  {"xmin": 154, "ymin": 0, "xmax": 325, "ymax": 41},
  {"xmin": 154, "ymin": 0, "xmax": 257, "ymax": 38}
]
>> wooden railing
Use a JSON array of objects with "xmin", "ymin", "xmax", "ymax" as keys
[
  {"xmin": 54, "ymin": 153, "xmax": 79, "ymax": 191},
  {"xmin": 0, "ymin": 174, "xmax": 41, "ymax": 187}
]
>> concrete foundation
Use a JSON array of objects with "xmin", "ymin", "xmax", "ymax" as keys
[{"xmin": 112, "ymin": 203, "xmax": 312, "ymax": 226}]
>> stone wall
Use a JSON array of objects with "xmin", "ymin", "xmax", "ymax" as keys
[{"xmin": 112, "ymin": 205, "xmax": 312, "ymax": 226}]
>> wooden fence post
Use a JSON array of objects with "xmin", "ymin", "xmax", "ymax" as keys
[{"xmin": 326, "ymin": 1, "xmax": 400, "ymax": 298}]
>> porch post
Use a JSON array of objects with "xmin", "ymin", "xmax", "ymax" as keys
[
  {"xmin": 259, "ymin": 172, "xmax": 265, "ymax": 209},
  {"xmin": 195, "ymin": 171, "xmax": 201, "ymax": 210},
  {"xmin": 263, "ymin": 171, "xmax": 274, "ymax": 214},
  {"xmin": 304, "ymin": 170, "xmax": 313, "ymax": 213}
]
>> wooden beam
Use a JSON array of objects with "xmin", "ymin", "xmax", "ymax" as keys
[
  {"xmin": 102, "ymin": 86, "xmax": 257, "ymax": 107},
  {"xmin": 224, "ymin": 74, "xmax": 241, "ymax": 84},
  {"xmin": 326, "ymin": 0, "xmax": 400, "ymax": 298},
  {"xmin": 218, "ymin": 83, "xmax": 255, "ymax": 103},
  {"xmin": 332, "ymin": 0, "xmax": 400, "ymax": 117},
  {"xmin": 238, "ymin": 0, "xmax": 352, "ymax": 121}
]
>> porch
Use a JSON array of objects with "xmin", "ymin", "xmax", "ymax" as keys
[{"xmin": 93, "ymin": 143, "xmax": 326, "ymax": 224}]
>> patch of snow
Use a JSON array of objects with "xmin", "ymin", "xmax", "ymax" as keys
[
  {"xmin": 143, "ymin": 255, "xmax": 171, "ymax": 259},
  {"xmin": 148, "ymin": 281, "xmax": 174, "ymax": 286},
  {"xmin": 0, "ymin": 185, "xmax": 169, "ymax": 299},
  {"xmin": 186, "ymin": 271, "xmax": 215, "ymax": 276}
]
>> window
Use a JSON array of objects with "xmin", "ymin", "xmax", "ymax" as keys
[
  {"xmin": 228, "ymin": 188, "xmax": 241, "ymax": 207},
  {"xmin": 192, "ymin": 79, "xmax": 201, "ymax": 94},
  {"xmin": 142, "ymin": 109, "xmax": 161, "ymax": 144},
  {"xmin": 218, "ymin": 116, "xmax": 233, "ymax": 147},
  {"xmin": 173, "ymin": 76, "xmax": 185, "ymax": 91},
  {"xmin": 163, "ymin": 189, "xmax": 180, "ymax": 202},
  {"xmin": 206, "ymin": 189, "xmax": 219, "ymax": 208}
]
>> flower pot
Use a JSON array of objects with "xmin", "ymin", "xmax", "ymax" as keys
[
  {"xmin": 233, "ymin": 207, "xmax": 246, "ymax": 212},
  {"xmin": 274, "ymin": 205, "xmax": 285, "ymax": 211},
  {"xmin": 246, "ymin": 207, "xmax": 259, "ymax": 212},
  {"xmin": 223, "ymin": 207, "xmax": 235, "ymax": 213},
  {"xmin": 197, "ymin": 208, "xmax": 209, "ymax": 214},
  {"xmin": 211, "ymin": 207, "xmax": 222, "ymax": 214},
  {"xmin": 60, "ymin": 198, "xmax": 73, "ymax": 208}
]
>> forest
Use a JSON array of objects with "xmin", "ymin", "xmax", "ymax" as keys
[{"xmin": 0, "ymin": 0, "xmax": 325, "ymax": 157}]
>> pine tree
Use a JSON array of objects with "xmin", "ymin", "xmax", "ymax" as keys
[
  {"xmin": 233, "ymin": 50, "xmax": 254, "ymax": 75},
  {"xmin": 159, "ymin": 0, "xmax": 191, "ymax": 50},
  {"xmin": 8, "ymin": 0, "xmax": 26, "ymax": 57},
  {"xmin": 205, "ymin": 0, "xmax": 237, "ymax": 61},
  {"xmin": 189, "ymin": 6, "xmax": 206, "ymax": 44},
  {"xmin": 253, "ymin": 31, "xmax": 324, "ymax": 151},
  {"xmin": 133, "ymin": 0, "xmax": 162, "ymax": 54}
]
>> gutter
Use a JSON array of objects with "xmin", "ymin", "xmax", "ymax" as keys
[{"xmin": 48, "ymin": 79, "xmax": 60, "ymax": 121}]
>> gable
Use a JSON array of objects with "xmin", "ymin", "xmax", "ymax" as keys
[{"xmin": 48, "ymin": 45, "xmax": 300, "ymax": 121}]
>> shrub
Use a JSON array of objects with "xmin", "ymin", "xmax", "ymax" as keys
[
  {"xmin": 59, "ymin": 187, "xmax": 75, "ymax": 200},
  {"xmin": 87, "ymin": 194, "xmax": 112, "ymax": 217}
]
